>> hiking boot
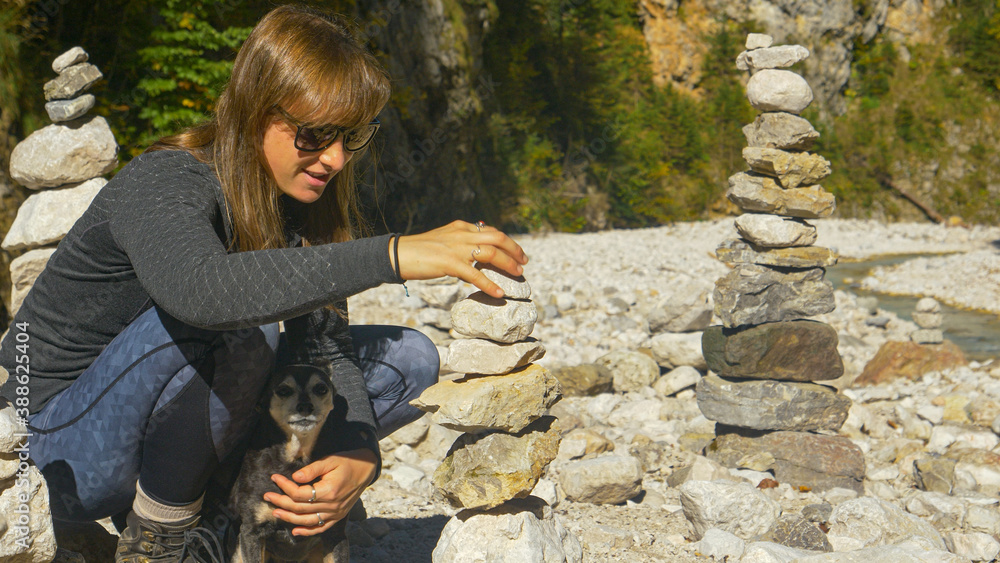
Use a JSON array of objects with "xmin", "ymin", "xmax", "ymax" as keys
[{"xmin": 115, "ymin": 510, "xmax": 224, "ymax": 563}]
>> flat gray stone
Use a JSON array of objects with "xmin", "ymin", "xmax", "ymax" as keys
[
  {"xmin": 647, "ymin": 279, "xmax": 713, "ymax": 333},
  {"xmin": 742, "ymin": 147, "xmax": 831, "ymax": 189},
  {"xmin": 727, "ymin": 172, "xmax": 835, "ymax": 219},
  {"xmin": 43, "ymin": 63, "xmax": 102, "ymax": 101},
  {"xmin": 649, "ymin": 331, "xmax": 707, "ymax": 370},
  {"xmin": 701, "ymin": 321, "xmax": 844, "ymax": 382},
  {"xmin": 747, "ymin": 69, "xmax": 814, "ymax": 114},
  {"xmin": 696, "ymin": 528, "xmax": 745, "ymax": 561},
  {"xmin": 916, "ymin": 297, "xmax": 941, "ymax": 313},
  {"xmin": 9, "ymin": 247, "xmax": 58, "ymax": 318},
  {"xmin": 696, "ymin": 374, "xmax": 851, "ymax": 432},
  {"xmin": 717, "ymin": 239, "xmax": 838, "ymax": 269},
  {"xmin": 745, "ymin": 34, "xmax": 773, "ymax": 50},
  {"xmin": 743, "ymin": 112, "xmax": 819, "ymax": 151},
  {"xmin": 736, "ymin": 45, "xmax": 810, "ymax": 71},
  {"xmin": 713, "ymin": 264, "xmax": 835, "ymax": 328},
  {"xmin": 410, "ymin": 364, "xmax": 560, "ymax": 433},
  {"xmin": 679, "ymin": 480, "xmax": 780, "ymax": 540},
  {"xmin": 9, "ymin": 116, "xmax": 118, "ymax": 189},
  {"xmin": 45, "ymin": 94, "xmax": 95, "ymax": 122},
  {"xmin": 735, "ymin": 214, "xmax": 817, "ymax": 248},
  {"xmin": 911, "ymin": 329, "xmax": 944, "ymax": 344},
  {"xmin": 2, "ymin": 178, "xmax": 106, "ymax": 251},
  {"xmin": 476, "ymin": 263, "xmax": 531, "ymax": 299},
  {"xmin": 446, "ymin": 337, "xmax": 544, "ymax": 375},
  {"xmin": 826, "ymin": 497, "xmax": 945, "ymax": 552},
  {"xmin": 450, "ymin": 292, "xmax": 537, "ymax": 343},
  {"xmin": 52, "ymin": 46, "xmax": 88, "ymax": 73},
  {"xmin": 912, "ymin": 311, "xmax": 943, "ymax": 329}
]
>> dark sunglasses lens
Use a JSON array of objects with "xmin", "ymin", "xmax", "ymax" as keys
[
  {"xmin": 295, "ymin": 126, "xmax": 339, "ymax": 151},
  {"xmin": 343, "ymin": 123, "xmax": 379, "ymax": 151}
]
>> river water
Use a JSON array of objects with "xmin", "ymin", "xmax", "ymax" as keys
[{"xmin": 826, "ymin": 255, "xmax": 1000, "ymax": 362}]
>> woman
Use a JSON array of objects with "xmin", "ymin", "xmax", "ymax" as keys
[{"xmin": 0, "ymin": 5, "xmax": 526, "ymax": 562}]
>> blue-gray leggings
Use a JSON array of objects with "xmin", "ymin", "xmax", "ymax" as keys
[{"xmin": 27, "ymin": 305, "xmax": 438, "ymax": 523}]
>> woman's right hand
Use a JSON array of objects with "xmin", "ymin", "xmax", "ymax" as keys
[{"xmin": 391, "ymin": 220, "xmax": 529, "ymax": 298}]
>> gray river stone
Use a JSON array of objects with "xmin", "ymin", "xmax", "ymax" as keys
[
  {"xmin": 52, "ymin": 46, "xmax": 88, "ymax": 73},
  {"xmin": 761, "ymin": 514, "xmax": 833, "ymax": 552},
  {"xmin": 727, "ymin": 172, "xmax": 836, "ymax": 219},
  {"xmin": 701, "ymin": 320, "xmax": 844, "ymax": 382},
  {"xmin": 742, "ymin": 147, "xmax": 831, "ymax": 189},
  {"xmin": 45, "ymin": 94, "xmax": 95, "ymax": 122},
  {"xmin": 679, "ymin": 480, "xmax": 780, "ymax": 540},
  {"xmin": 446, "ymin": 337, "xmax": 545, "ymax": 375},
  {"xmin": 747, "ymin": 69, "xmax": 814, "ymax": 114},
  {"xmin": 713, "ymin": 264, "xmax": 835, "ymax": 328},
  {"xmin": 9, "ymin": 116, "xmax": 118, "ymax": 189},
  {"xmin": 450, "ymin": 292, "xmax": 537, "ymax": 343},
  {"xmin": 2, "ymin": 178, "xmax": 106, "ymax": 250},
  {"xmin": 43, "ymin": 63, "xmax": 102, "ymax": 101},
  {"xmin": 736, "ymin": 45, "xmax": 810, "ymax": 71},
  {"xmin": 745, "ymin": 34, "xmax": 773, "ymax": 50},
  {"xmin": 9, "ymin": 247, "xmax": 58, "ymax": 318},
  {"xmin": 734, "ymin": 214, "xmax": 817, "ymax": 248},
  {"xmin": 477, "ymin": 262, "xmax": 531, "ymax": 299},
  {"xmin": 743, "ymin": 112, "xmax": 819, "ymax": 151},
  {"xmin": 716, "ymin": 239, "xmax": 838, "ymax": 269},
  {"xmin": 696, "ymin": 374, "xmax": 851, "ymax": 432}
]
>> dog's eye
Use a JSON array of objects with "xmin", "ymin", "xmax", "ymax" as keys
[
  {"xmin": 275, "ymin": 385, "xmax": 295, "ymax": 398},
  {"xmin": 312, "ymin": 384, "xmax": 330, "ymax": 396}
]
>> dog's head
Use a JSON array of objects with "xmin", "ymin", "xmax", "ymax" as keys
[{"xmin": 266, "ymin": 364, "xmax": 335, "ymax": 440}]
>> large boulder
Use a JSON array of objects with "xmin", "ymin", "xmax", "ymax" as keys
[
  {"xmin": 701, "ymin": 321, "xmax": 844, "ymax": 382},
  {"xmin": 9, "ymin": 117, "xmax": 118, "ymax": 189},
  {"xmin": 2, "ymin": 178, "xmax": 105, "ymax": 251}
]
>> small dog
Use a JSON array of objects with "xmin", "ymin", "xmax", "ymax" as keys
[{"xmin": 230, "ymin": 364, "xmax": 349, "ymax": 563}]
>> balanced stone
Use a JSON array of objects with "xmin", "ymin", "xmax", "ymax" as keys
[
  {"xmin": 432, "ymin": 497, "xmax": 582, "ymax": 563},
  {"xmin": 736, "ymin": 45, "xmax": 810, "ymax": 71},
  {"xmin": 450, "ymin": 291, "xmax": 537, "ymax": 343},
  {"xmin": 9, "ymin": 117, "xmax": 118, "ymax": 189},
  {"xmin": 2, "ymin": 178, "xmax": 106, "ymax": 250},
  {"xmin": 44, "ymin": 94, "xmax": 95, "ymax": 122},
  {"xmin": 743, "ymin": 112, "xmax": 819, "ymax": 150},
  {"xmin": 912, "ymin": 311, "xmax": 943, "ymax": 329},
  {"xmin": 696, "ymin": 374, "xmax": 851, "ymax": 432},
  {"xmin": 477, "ymin": 263, "xmax": 531, "ymax": 299},
  {"xmin": 701, "ymin": 321, "xmax": 844, "ymax": 382},
  {"xmin": 746, "ymin": 69, "xmax": 814, "ymax": 114},
  {"xmin": 916, "ymin": 297, "xmax": 941, "ymax": 313},
  {"xmin": 410, "ymin": 364, "xmax": 560, "ymax": 433},
  {"xmin": 727, "ymin": 172, "xmax": 835, "ymax": 218},
  {"xmin": 9, "ymin": 248, "xmax": 57, "ymax": 318},
  {"xmin": 713, "ymin": 264, "xmax": 835, "ymax": 328},
  {"xmin": 734, "ymin": 214, "xmax": 817, "ymax": 248},
  {"xmin": 708, "ymin": 428, "xmax": 866, "ymax": 493},
  {"xmin": 52, "ymin": 46, "xmax": 88, "ymax": 73},
  {"xmin": 447, "ymin": 337, "xmax": 545, "ymax": 375},
  {"xmin": 745, "ymin": 34, "xmax": 773, "ymax": 50},
  {"xmin": 912, "ymin": 329, "xmax": 944, "ymax": 344},
  {"xmin": 43, "ymin": 63, "xmax": 102, "ymax": 101},
  {"xmin": 716, "ymin": 239, "xmax": 838, "ymax": 269},
  {"xmin": 433, "ymin": 416, "xmax": 561, "ymax": 510},
  {"xmin": 742, "ymin": 147, "xmax": 831, "ymax": 189}
]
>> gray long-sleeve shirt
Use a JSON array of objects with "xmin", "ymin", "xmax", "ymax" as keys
[{"xmin": 0, "ymin": 149, "xmax": 397, "ymax": 459}]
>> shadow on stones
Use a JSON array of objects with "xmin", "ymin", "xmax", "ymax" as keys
[
  {"xmin": 349, "ymin": 515, "xmax": 450, "ymax": 563},
  {"xmin": 991, "ymin": 239, "xmax": 1000, "ymax": 250}
]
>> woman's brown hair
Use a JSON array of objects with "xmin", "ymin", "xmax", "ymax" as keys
[{"xmin": 148, "ymin": 4, "xmax": 391, "ymax": 251}]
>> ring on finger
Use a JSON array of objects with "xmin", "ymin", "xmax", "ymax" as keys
[
  {"xmin": 317, "ymin": 513, "xmax": 324, "ymax": 527},
  {"xmin": 309, "ymin": 485, "xmax": 316, "ymax": 504},
  {"xmin": 471, "ymin": 246, "xmax": 482, "ymax": 261},
  {"xmin": 474, "ymin": 220, "xmax": 486, "ymax": 232}
]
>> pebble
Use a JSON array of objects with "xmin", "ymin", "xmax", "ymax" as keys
[
  {"xmin": 51, "ymin": 46, "xmax": 88, "ymax": 73},
  {"xmin": 735, "ymin": 213, "xmax": 817, "ymax": 248}
]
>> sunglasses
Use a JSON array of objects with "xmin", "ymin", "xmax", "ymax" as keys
[{"xmin": 274, "ymin": 107, "xmax": 380, "ymax": 152}]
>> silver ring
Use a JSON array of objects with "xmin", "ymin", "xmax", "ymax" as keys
[
  {"xmin": 472, "ymin": 246, "xmax": 482, "ymax": 260},
  {"xmin": 309, "ymin": 485, "xmax": 316, "ymax": 503},
  {"xmin": 317, "ymin": 513, "xmax": 324, "ymax": 527},
  {"xmin": 475, "ymin": 220, "xmax": 486, "ymax": 232}
]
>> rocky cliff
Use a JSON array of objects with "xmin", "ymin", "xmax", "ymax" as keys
[{"xmin": 637, "ymin": 0, "xmax": 946, "ymax": 116}]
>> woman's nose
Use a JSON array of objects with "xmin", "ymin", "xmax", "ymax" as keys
[{"xmin": 319, "ymin": 137, "xmax": 353, "ymax": 171}]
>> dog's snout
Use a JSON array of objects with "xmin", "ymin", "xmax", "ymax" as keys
[{"xmin": 296, "ymin": 401, "xmax": 314, "ymax": 416}]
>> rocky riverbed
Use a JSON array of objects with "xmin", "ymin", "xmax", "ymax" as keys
[{"xmin": 345, "ymin": 218, "xmax": 1000, "ymax": 562}]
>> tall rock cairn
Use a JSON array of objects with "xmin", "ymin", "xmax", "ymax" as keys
[
  {"xmin": 697, "ymin": 34, "xmax": 866, "ymax": 494},
  {"xmin": 3, "ymin": 46, "xmax": 118, "ymax": 318},
  {"xmin": 0, "ymin": 46, "xmax": 117, "ymax": 563},
  {"xmin": 410, "ymin": 264, "xmax": 582, "ymax": 562}
]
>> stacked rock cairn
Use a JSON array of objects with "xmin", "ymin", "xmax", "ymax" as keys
[
  {"xmin": 911, "ymin": 297, "xmax": 944, "ymax": 344},
  {"xmin": 697, "ymin": 34, "xmax": 866, "ymax": 494},
  {"xmin": 0, "ymin": 46, "xmax": 118, "ymax": 563},
  {"xmin": 410, "ymin": 264, "xmax": 582, "ymax": 562}
]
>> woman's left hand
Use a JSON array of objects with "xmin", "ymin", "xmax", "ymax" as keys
[{"xmin": 264, "ymin": 448, "xmax": 378, "ymax": 536}]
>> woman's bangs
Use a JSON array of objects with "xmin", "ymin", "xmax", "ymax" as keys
[{"xmin": 286, "ymin": 52, "xmax": 388, "ymax": 129}]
